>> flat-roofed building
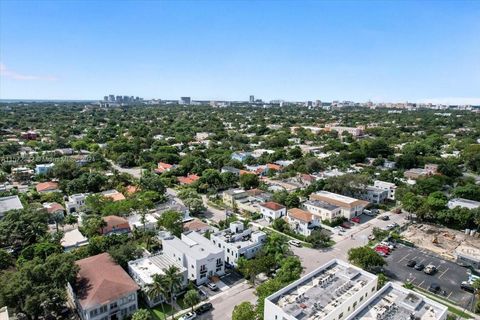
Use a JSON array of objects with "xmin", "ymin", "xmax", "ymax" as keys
[
  {"xmin": 447, "ymin": 198, "xmax": 480, "ymax": 210},
  {"xmin": 360, "ymin": 186, "xmax": 388, "ymax": 204},
  {"xmin": 162, "ymin": 231, "xmax": 225, "ymax": 285},
  {"xmin": 454, "ymin": 243, "xmax": 480, "ymax": 270},
  {"xmin": 310, "ymin": 191, "xmax": 369, "ymax": 219},
  {"xmin": 345, "ymin": 282, "xmax": 448, "ymax": 320},
  {"xmin": 210, "ymin": 221, "xmax": 267, "ymax": 266},
  {"xmin": 264, "ymin": 259, "xmax": 378, "ymax": 320},
  {"xmin": 373, "ymin": 180, "xmax": 397, "ymax": 201},
  {"xmin": 303, "ymin": 200, "xmax": 342, "ymax": 222},
  {"xmin": 128, "ymin": 253, "xmax": 188, "ymax": 307},
  {"xmin": 0, "ymin": 195, "xmax": 24, "ymax": 219},
  {"xmin": 61, "ymin": 228, "xmax": 89, "ymax": 252},
  {"xmin": 65, "ymin": 193, "xmax": 89, "ymax": 214}
]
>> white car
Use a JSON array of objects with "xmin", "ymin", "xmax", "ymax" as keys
[
  {"xmin": 179, "ymin": 312, "xmax": 197, "ymax": 320},
  {"xmin": 380, "ymin": 241, "xmax": 394, "ymax": 249},
  {"xmin": 288, "ymin": 240, "xmax": 302, "ymax": 247},
  {"xmin": 206, "ymin": 282, "xmax": 218, "ymax": 291}
]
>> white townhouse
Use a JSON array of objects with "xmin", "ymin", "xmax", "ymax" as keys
[
  {"xmin": 286, "ymin": 208, "xmax": 321, "ymax": 237},
  {"xmin": 65, "ymin": 193, "xmax": 89, "ymax": 214},
  {"xmin": 162, "ymin": 231, "xmax": 225, "ymax": 285},
  {"xmin": 373, "ymin": 180, "xmax": 397, "ymax": 201}
]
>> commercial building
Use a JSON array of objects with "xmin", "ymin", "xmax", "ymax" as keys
[
  {"xmin": 303, "ymin": 200, "xmax": 342, "ymax": 222},
  {"xmin": 162, "ymin": 231, "xmax": 225, "ymax": 285},
  {"xmin": 345, "ymin": 282, "xmax": 447, "ymax": 320},
  {"xmin": 128, "ymin": 253, "xmax": 188, "ymax": 307},
  {"xmin": 373, "ymin": 180, "xmax": 397, "ymax": 201},
  {"xmin": 447, "ymin": 198, "xmax": 480, "ymax": 210},
  {"xmin": 210, "ymin": 221, "xmax": 267, "ymax": 266},
  {"xmin": 264, "ymin": 259, "xmax": 378, "ymax": 320},
  {"xmin": 258, "ymin": 201, "xmax": 287, "ymax": 221},
  {"xmin": 68, "ymin": 253, "xmax": 139, "ymax": 320},
  {"xmin": 310, "ymin": 191, "xmax": 369, "ymax": 220},
  {"xmin": 0, "ymin": 195, "xmax": 24, "ymax": 219}
]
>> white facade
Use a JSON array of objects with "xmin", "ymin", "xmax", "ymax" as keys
[
  {"xmin": 303, "ymin": 200, "xmax": 342, "ymax": 221},
  {"xmin": 210, "ymin": 222, "xmax": 267, "ymax": 266},
  {"xmin": 128, "ymin": 253, "xmax": 188, "ymax": 307},
  {"xmin": 286, "ymin": 209, "xmax": 321, "ymax": 237},
  {"xmin": 264, "ymin": 259, "xmax": 378, "ymax": 320},
  {"xmin": 65, "ymin": 193, "xmax": 89, "ymax": 214},
  {"xmin": 162, "ymin": 231, "xmax": 225, "ymax": 285},
  {"xmin": 310, "ymin": 191, "xmax": 368, "ymax": 220},
  {"xmin": 373, "ymin": 180, "xmax": 397, "ymax": 201},
  {"xmin": 345, "ymin": 282, "xmax": 448, "ymax": 320},
  {"xmin": 258, "ymin": 202, "xmax": 286, "ymax": 221}
]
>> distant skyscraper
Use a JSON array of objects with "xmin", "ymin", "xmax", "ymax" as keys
[
  {"xmin": 249, "ymin": 95, "xmax": 255, "ymax": 103},
  {"xmin": 180, "ymin": 97, "xmax": 191, "ymax": 105},
  {"xmin": 109, "ymin": 95, "xmax": 115, "ymax": 102},
  {"xmin": 103, "ymin": 96, "xmax": 108, "ymax": 101},
  {"xmin": 116, "ymin": 95, "xmax": 122, "ymax": 103},
  {"xmin": 315, "ymin": 100, "xmax": 322, "ymax": 108}
]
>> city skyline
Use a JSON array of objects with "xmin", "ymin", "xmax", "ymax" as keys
[{"xmin": 1, "ymin": 1, "xmax": 480, "ymax": 104}]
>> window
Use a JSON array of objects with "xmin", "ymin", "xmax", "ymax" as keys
[
  {"xmin": 110, "ymin": 302, "xmax": 118, "ymax": 309},
  {"xmin": 200, "ymin": 265, "xmax": 207, "ymax": 272}
]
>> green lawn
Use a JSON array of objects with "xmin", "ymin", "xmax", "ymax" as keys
[{"xmin": 148, "ymin": 303, "xmax": 174, "ymax": 320}]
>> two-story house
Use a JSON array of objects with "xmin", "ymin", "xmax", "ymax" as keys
[{"xmin": 258, "ymin": 201, "xmax": 287, "ymax": 221}]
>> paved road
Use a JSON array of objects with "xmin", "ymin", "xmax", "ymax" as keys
[{"xmin": 107, "ymin": 159, "xmax": 143, "ymax": 179}]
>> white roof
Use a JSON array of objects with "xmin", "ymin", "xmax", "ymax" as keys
[
  {"xmin": 0, "ymin": 195, "xmax": 24, "ymax": 215},
  {"xmin": 163, "ymin": 231, "xmax": 223, "ymax": 260},
  {"xmin": 61, "ymin": 228, "xmax": 88, "ymax": 248},
  {"xmin": 314, "ymin": 191, "xmax": 358, "ymax": 204},
  {"xmin": 128, "ymin": 254, "xmax": 186, "ymax": 285}
]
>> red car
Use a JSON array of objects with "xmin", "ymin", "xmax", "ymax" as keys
[
  {"xmin": 341, "ymin": 223, "xmax": 351, "ymax": 229},
  {"xmin": 351, "ymin": 217, "xmax": 361, "ymax": 223},
  {"xmin": 375, "ymin": 246, "xmax": 390, "ymax": 254}
]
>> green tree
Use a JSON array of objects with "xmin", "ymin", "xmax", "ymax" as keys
[
  {"xmin": 239, "ymin": 173, "xmax": 259, "ymax": 190},
  {"xmin": 147, "ymin": 274, "xmax": 168, "ymax": 320},
  {"xmin": 108, "ymin": 243, "xmax": 142, "ymax": 270},
  {"xmin": 140, "ymin": 171, "xmax": 166, "ymax": 194},
  {"xmin": 184, "ymin": 289, "xmax": 200, "ymax": 312},
  {"xmin": 132, "ymin": 309, "xmax": 151, "ymax": 320},
  {"xmin": 157, "ymin": 210, "xmax": 183, "ymax": 237},
  {"xmin": 232, "ymin": 301, "xmax": 256, "ymax": 320},
  {"xmin": 306, "ymin": 230, "xmax": 332, "ymax": 248},
  {"xmin": 178, "ymin": 188, "xmax": 205, "ymax": 214},
  {"xmin": 0, "ymin": 249, "xmax": 13, "ymax": 270},
  {"xmin": 348, "ymin": 246, "xmax": 386, "ymax": 272},
  {"xmin": 285, "ymin": 193, "xmax": 300, "ymax": 208},
  {"xmin": 163, "ymin": 265, "xmax": 184, "ymax": 320}
]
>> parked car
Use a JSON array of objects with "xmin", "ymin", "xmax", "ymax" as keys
[
  {"xmin": 341, "ymin": 223, "xmax": 351, "ymax": 229},
  {"xmin": 376, "ymin": 250, "xmax": 387, "ymax": 257},
  {"xmin": 375, "ymin": 246, "xmax": 390, "ymax": 254},
  {"xmin": 196, "ymin": 303, "xmax": 213, "ymax": 314},
  {"xmin": 368, "ymin": 234, "xmax": 376, "ymax": 241},
  {"xmin": 206, "ymin": 282, "xmax": 218, "ymax": 291},
  {"xmin": 198, "ymin": 288, "xmax": 208, "ymax": 300},
  {"xmin": 461, "ymin": 281, "xmax": 475, "ymax": 293},
  {"xmin": 414, "ymin": 263, "xmax": 425, "ymax": 271},
  {"xmin": 179, "ymin": 312, "xmax": 197, "ymax": 320},
  {"xmin": 363, "ymin": 209, "xmax": 374, "ymax": 216},
  {"xmin": 380, "ymin": 215, "xmax": 390, "ymax": 221},
  {"xmin": 380, "ymin": 241, "xmax": 394, "ymax": 250},
  {"xmin": 288, "ymin": 240, "xmax": 302, "ymax": 247},
  {"xmin": 351, "ymin": 217, "xmax": 361, "ymax": 223},
  {"xmin": 428, "ymin": 283, "xmax": 441, "ymax": 294},
  {"xmin": 406, "ymin": 260, "xmax": 417, "ymax": 267},
  {"xmin": 424, "ymin": 265, "xmax": 437, "ymax": 275}
]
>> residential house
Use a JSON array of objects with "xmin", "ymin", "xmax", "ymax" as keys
[
  {"xmin": 127, "ymin": 213, "xmax": 158, "ymax": 231},
  {"xmin": 162, "ymin": 231, "xmax": 225, "ymax": 285},
  {"xmin": 231, "ymin": 152, "xmax": 252, "ymax": 162},
  {"xmin": 65, "ymin": 193, "xmax": 89, "ymax": 213},
  {"xmin": 35, "ymin": 163, "xmax": 55, "ymax": 175},
  {"xmin": 68, "ymin": 253, "xmax": 139, "ymax": 320},
  {"xmin": 11, "ymin": 167, "xmax": 34, "ymax": 182},
  {"xmin": 310, "ymin": 191, "xmax": 369, "ymax": 219},
  {"xmin": 177, "ymin": 174, "xmax": 200, "ymax": 185},
  {"xmin": 303, "ymin": 200, "xmax": 342, "ymax": 222},
  {"xmin": 360, "ymin": 186, "xmax": 388, "ymax": 204},
  {"xmin": 101, "ymin": 215, "xmax": 131, "ymax": 236},
  {"xmin": 373, "ymin": 180, "xmax": 397, "ymax": 201},
  {"xmin": 221, "ymin": 166, "xmax": 241, "ymax": 176},
  {"xmin": 183, "ymin": 218, "xmax": 211, "ymax": 234},
  {"xmin": 155, "ymin": 162, "xmax": 174, "ymax": 174},
  {"xmin": 286, "ymin": 208, "xmax": 321, "ymax": 237},
  {"xmin": 101, "ymin": 189, "xmax": 126, "ymax": 202},
  {"xmin": 43, "ymin": 202, "xmax": 65, "ymax": 215},
  {"xmin": 404, "ymin": 163, "xmax": 439, "ymax": 181},
  {"xmin": 258, "ymin": 202, "xmax": 286, "ymax": 221},
  {"xmin": 0, "ymin": 195, "xmax": 23, "ymax": 219},
  {"xmin": 128, "ymin": 253, "xmax": 188, "ymax": 307},
  {"xmin": 61, "ymin": 229, "xmax": 89, "ymax": 252},
  {"xmin": 210, "ymin": 222, "xmax": 267, "ymax": 266},
  {"xmin": 35, "ymin": 181, "xmax": 60, "ymax": 193}
]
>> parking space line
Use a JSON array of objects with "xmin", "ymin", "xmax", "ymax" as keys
[
  {"xmin": 399, "ymin": 253, "xmax": 410, "ymax": 262},
  {"xmin": 418, "ymin": 280, "xmax": 424, "ymax": 287},
  {"xmin": 438, "ymin": 268, "xmax": 449, "ymax": 279},
  {"xmin": 447, "ymin": 291, "xmax": 453, "ymax": 299}
]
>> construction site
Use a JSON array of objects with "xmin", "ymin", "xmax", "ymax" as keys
[{"xmin": 402, "ymin": 224, "xmax": 480, "ymax": 262}]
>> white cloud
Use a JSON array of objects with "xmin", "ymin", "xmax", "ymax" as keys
[{"xmin": 0, "ymin": 63, "xmax": 58, "ymax": 81}]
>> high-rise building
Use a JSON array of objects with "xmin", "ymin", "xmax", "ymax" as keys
[
  {"xmin": 115, "ymin": 95, "xmax": 122, "ymax": 103},
  {"xmin": 249, "ymin": 95, "xmax": 255, "ymax": 103},
  {"xmin": 180, "ymin": 97, "xmax": 191, "ymax": 105},
  {"xmin": 108, "ymin": 95, "xmax": 115, "ymax": 102},
  {"xmin": 103, "ymin": 96, "xmax": 108, "ymax": 101}
]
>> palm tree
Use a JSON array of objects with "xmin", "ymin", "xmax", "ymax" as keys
[
  {"xmin": 184, "ymin": 289, "xmax": 200, "ymax": 312},
  {"xmin": 146, "ymin": 274, "xmax": 168, "ymax": 320},
  {"xmin": 263, "ymin": 233, "xmax": 289, "ymax": 264},
  {"xmin": 163, "ymin": 265, "xmax": 184, "ymax": 320}
]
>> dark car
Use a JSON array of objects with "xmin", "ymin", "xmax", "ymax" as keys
[
  {"xmin": 380, "ymin": 215, "xmax": 390, "ymax": 221},
  {"xmin": 414, "ymin": 263, "xmax": 425, "ymax": 271},
  {"xmin": 428, "ymin": 283, "xmax": 441, "ymax": 294},
  {"xmin": 406, "ymin": 260, "xmax": 416, "ymax": 267},
  {"xmin": 461, "ymin": 282, "xmax": 475, "ymax": 293},
  {"xmin": 196, "ymin": 303, "xmax": 213, "ymax": 314}
]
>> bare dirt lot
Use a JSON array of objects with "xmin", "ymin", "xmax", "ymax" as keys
[{"xmin": 402, "ymin": 224, "xmax": 480, "ymax": 261}]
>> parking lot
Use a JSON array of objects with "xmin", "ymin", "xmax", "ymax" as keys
[{"xmin": 384, "ymin": 244, "xmax": 476, "ymax": 310}]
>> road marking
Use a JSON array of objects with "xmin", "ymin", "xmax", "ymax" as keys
[
  {"xmin": 447, "ymin": 291, "xmax": 453, "ymax": 299},
  {"xmin": 438, "ymin": 268, "xmax": 449, "ymax": 279},
  {"xmin": 399, "ymin": 253, "xmax": 410, "ymax": 262},
  {"xmin": 418, "ymin": 280, "xmax": 424, "ymax": 287}
]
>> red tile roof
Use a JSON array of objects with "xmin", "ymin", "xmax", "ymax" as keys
[
  {"xmin": 267, "ymin": 163, "xmax": 282, "ymax": 171},
  {"xmin": 103, "ymin": 191, "xmax": 126, "ymax": 202},
  {"xmin": 43, "ymin": 202, "xmax": 65, "ymax": 214},
  {"xmin": 183, "ymin": 218, "xmax": 210, "ymax": 232},
  {"xmin": 287, "ymin": 208, "xmax": 313, "ymax": 222},
  {"xmin": 74, "ymin": 253, "xmax": 139, "ymax": 309},
  {"xmin": 101, "ymin": 215, "xmax": 131, "ymax": 235},
  {"xmin": 259, "ymin": 201, "xmax": 286, "ymax": 211},
  {"xmin": 125, "ymin": 185, "xmax": 139, "ymax": 195},
  {"xmin": 178, "ymin": 174, "xmax": 200, "ymax": 185},
  {"xmin": 36, "ymin": 181, "xmax": 59, "ymax": 192}
]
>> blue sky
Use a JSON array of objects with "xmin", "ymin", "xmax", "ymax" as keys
[{"xmin": 1, "ymin": 0, "xmax": 479, "ymax": 103}]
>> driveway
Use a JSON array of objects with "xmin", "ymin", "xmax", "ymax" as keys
[{"xmin": 384, "ymin": 244, "xmax": 476, "ymax": 310}]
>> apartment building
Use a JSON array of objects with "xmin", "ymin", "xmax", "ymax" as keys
[
  {"xmin": 360, "ymin": 186, "xmax": 388, "ymax": 204},
  {"xmin": 264, "ymin": 259, "xmax": 378, "ymax": 320},
  {"xmin": 128, "ymin": 253, "xmax": 188, "ymax": 307},
  {"xmin": 373, "ymin": 180, "xmax": 397, "ymax": 201},
  {"xmin": 303, "ymin": 200, "xmax": 342, "ymax": 222},
  {"xmin": 162, "ymin": 231, "xmax": 225, "ymax": 285},
  {"xmin": 310, "ymin": 191, "xmax": 369, "ymax": 220},
  {"xmin": 68, "ymin": 253, "xmax": 139, "ymax": 320},
  {"xmin": 258, "ymin": 201, "xmax": 286, "ymax": 221},
  {"xmin": 210, "ymin": 221, "xmax": 267, "ymax": 266},
  {"xmin": 346, "ymin": 282, "xmax": 447, "ymax": 320}
]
